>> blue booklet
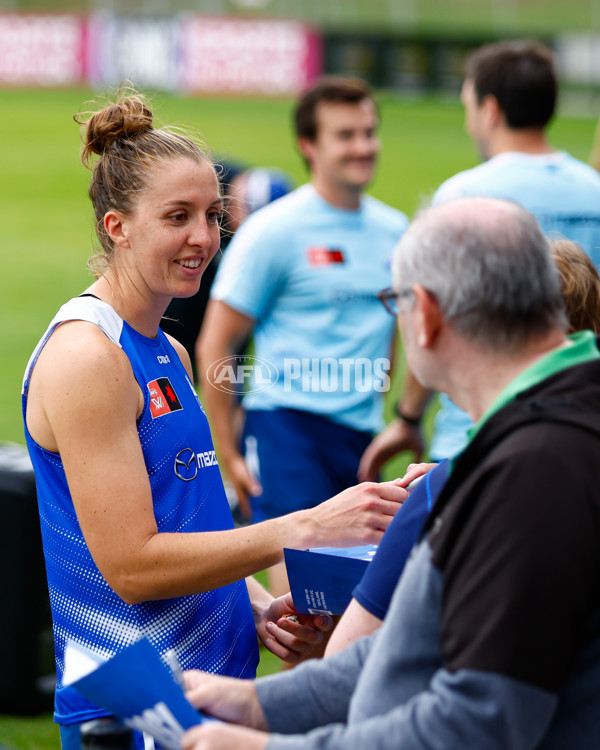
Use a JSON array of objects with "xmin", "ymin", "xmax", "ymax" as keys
[
  {"xmin": 65, "ymin": 638, "xmax": 206, "ymax": 749},
  {"xmin": 284, "ymin": 545, "xmax": 376, "ymax": 615}
]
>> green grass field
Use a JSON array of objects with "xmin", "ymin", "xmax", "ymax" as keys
[
  {"xmin": 13, "ymin": 0, "xmax": 600, "ymax": 36},
  {"xmin": 0, "ymin": 86, "xmax": 597, "ymax": 749}
]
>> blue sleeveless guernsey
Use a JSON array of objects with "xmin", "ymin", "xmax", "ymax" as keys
[{"xmin": 21, "ymin": 296, "xmax": 259, "ymax": 726}]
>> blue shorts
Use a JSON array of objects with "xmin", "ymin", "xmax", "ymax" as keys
[{"xmin": 242, "ymin": 409, "xmax": 373, "ymax": 522}]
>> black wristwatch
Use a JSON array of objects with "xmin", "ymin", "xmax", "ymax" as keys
[{"xmin": 395, "ymin": 402, "xmax": 423, "ymax": 427}]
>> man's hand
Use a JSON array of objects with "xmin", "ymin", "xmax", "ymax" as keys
[
  {"xmin": 223, "ymin": 452, "xmax": 262, "ymax": 520},
  {"xmin": 255, "ymin": 592, "xmax": 333, "ymax": 663},
  {"xmin": 357, "ymin": 418, "xmax": 425, "ymax": 482},
  {"xmin": 183, "ymin": 722, "xmax": 269, "ymax": 750},
  {"xmin": 184, "ymin": 671, "xmax": 267, "ymax": 730},
  {"xmin": 399, "ymin": 462, "xmax": 438, "ymax": 488},
  {"xmin": 300, "ymin": 480, "xmax": 409, "ymax": 548}
]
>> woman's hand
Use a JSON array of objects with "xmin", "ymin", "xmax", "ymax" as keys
[
  {"xmin": 255, "ymin": 592, "xmax": 333, "ymax": 663},
  {"xmin": 299, "ymin": 480, "xmax": 409, "ymax": 548}
]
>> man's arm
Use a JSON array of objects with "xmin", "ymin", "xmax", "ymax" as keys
[
  {"xmin": 196, "ymin": 299, "xmax": 261, "ymax": 516},
  {"xmin": 324, "ymin": 599, "xmax": 381, "ymax": 656},
  {"xmin": 183, "ymin": 659, "xmax": 555, "ymax": 750},
  {"xmin": 184, "ymin": 634, "xmax": 374, "ymax": 735},
  {"xmin": 260, "ymin": 669, "xmax": 556, "ymax": 750}
]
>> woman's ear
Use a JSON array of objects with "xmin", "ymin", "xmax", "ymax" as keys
[{"xmin": 104, "ymin": 211, "xmax": 130, "ymax": 249}]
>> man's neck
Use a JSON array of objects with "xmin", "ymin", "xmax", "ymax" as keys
[
  {"xmin": 485, "ymin": 127, "xmax": 554, "ymax": 159},
  {"xmin": 441, "ymin": 329, "xmax": 568, "ymax": 423},
  {"xmin": 311, "ymin": 177, "xmax": 363, "ymax": 211}
]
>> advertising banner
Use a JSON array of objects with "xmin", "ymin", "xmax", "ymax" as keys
[
  {"xmin": 0, "ymin": 13, "xmax": 86, "ymax": 86},
  {"xmin": 87, "ymin": 13, "xmax": 178, "ymax": 90},
  {"xmin": 178, "ymin": 16, "xmax": 322, "ymax": 95},
  {"xmin": 0, "ymin": 12, "xmax": 321, "ymax": 95}
]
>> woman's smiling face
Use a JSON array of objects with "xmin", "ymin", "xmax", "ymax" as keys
[{"xmin": 108, "ymin": 157, "xmax": 222, "ymax": 300}]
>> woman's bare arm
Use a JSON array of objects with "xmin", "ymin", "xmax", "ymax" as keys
[{"xmin": 27, "ymin": 321, "xmax": 408, "ymax": 605}]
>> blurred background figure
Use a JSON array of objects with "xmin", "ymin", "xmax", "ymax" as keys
[
  {"xmin": 366, "ymin": 39, "xmax": 600, "ymax": 476},
  {"xmin": 550, "ymin": 239, "xmax": 600, "ymax": 335},
  {"xmin": 162, "ymin": 162, "xmax": 294, "ymax": 379},
  {"xmin": 198, "ymin": 76, "xmax": 409, "ymax": 597}
]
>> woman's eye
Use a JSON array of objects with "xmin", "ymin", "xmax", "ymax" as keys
[
  {"xmin": 171, "ymin": 213, "xmax": 187, "ymax": 223},
  {"xmin": 208, "ymin": 211, "xmax": 222, "ymax": 224}
]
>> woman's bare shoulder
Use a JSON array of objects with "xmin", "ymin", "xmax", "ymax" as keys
[
  {"xmin": 27, "ymin": 320, "xmax": 140, "ymax": 451},
  {"xmin": 37, "ymin": 319, "xmax": 132, "ymax": 378}
]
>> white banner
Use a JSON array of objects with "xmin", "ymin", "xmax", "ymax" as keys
[
  {"xmin": 87, "ymin": 13, "xmax": 178, "ymax": 90},
  {"xmin": 555, "ymin": 33, "xmax": 600, "ymax": 85}
]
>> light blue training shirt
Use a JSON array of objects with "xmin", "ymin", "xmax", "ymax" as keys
[
  {"xmin": 430, "ymin": 150, "xmax": 600, "ymax": 460},
  {"xmin": 211, "ymin": 184, "xmax": 409, "ymax": 434}
]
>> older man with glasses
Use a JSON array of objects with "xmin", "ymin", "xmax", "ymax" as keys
[{"xmin": 182, "ymin": 197, "xmax": 600, "ymax": 750}]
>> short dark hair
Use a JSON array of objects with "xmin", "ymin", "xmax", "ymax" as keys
[
  {"xmin": 465, "ymin": 40, "xmax": 557, "ymax": 129},
  {"xmin": 294, "ymin": 76, "xmax": 374, "ymax": 141}
]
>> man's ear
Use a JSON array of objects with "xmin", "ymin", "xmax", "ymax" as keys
[
  {"xmin": 413, "ymin": 284, "xmax": 443, "ymax": 348},
  {"xmin": 104, "ymin": 210, "xmax": 130, "ymax": 249},
  {"xmin": 480, "ymin": 93, "xmax": 502, "ymax": 129},
  {"xmin": 297, "ymin": 136, "xmax": 315, "ymax": 167}
]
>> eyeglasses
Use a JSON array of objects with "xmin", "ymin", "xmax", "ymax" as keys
[{"xmin": 377, "ymin": 287, "xmax": 414, "ymax": 316}]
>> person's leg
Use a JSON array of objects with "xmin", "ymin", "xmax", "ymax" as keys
[
  {"xmin": 59, "ymin": 723, "xmax": 81, "ymax": 750},
  {"xmin": 59, "ymin": 720, "xmax": 148, "ymax": 749}
]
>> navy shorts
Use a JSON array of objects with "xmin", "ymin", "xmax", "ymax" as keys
[{"xmin": 242, "ymin": 409, "xmax": 373, "ymax": 522}]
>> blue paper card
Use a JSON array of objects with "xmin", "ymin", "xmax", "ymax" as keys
[
  {"xmin": 68, "ymin": 638, "xmax": 203, "ymax": 749},
  {"xmin": 284, "ymin": 545, "xmax": 376, "ymax": 615}
]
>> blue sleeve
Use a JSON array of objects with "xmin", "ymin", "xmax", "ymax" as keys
[{"xmin": 352, "ymin": 460, "xmax": 449, "ymax": 619}]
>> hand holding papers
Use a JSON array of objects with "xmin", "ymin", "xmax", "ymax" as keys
[{"xmin": 64, "ymin": 638, "xmax": 206, "ymax": 750}]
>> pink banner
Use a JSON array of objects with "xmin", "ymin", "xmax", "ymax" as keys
[
  {"xmin": 178, "ymin": 16, "xmax": 322, "ymax": 95},
  {"xmin": 0, "ymin": 13, "xmax": 86, "ymax": 86}
]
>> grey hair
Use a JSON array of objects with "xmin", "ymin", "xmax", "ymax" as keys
[{"xmin": 393, "ymin": 197, "xmax": 567, "ymax": 353}]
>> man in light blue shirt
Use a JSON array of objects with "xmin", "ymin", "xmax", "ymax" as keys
[
  {"xmin": 360, "ymin": 40, "xmax": 600, "ymax": 471},
  {"xmin": 198, "ymin": 77, "xmax": 408, "ymax": 595}
]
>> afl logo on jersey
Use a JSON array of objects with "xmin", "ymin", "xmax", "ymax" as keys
[{"xmin": 148, "ymin": 377, "xmax": 183, "ymax": 419}]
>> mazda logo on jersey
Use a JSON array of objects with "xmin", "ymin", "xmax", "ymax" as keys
[
  {"xmin": 148, "ymin": 377, "xmax": 183, "ymax": 419},
  {"xmin": 174, "ymin": 449, "xmax": 198, "ymax": 482},
  {"xmin": 174, "ymin": 448, "xmax": 219, "ymax": 481}
]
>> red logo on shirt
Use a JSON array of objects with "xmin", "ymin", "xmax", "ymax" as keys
[
  {"xmin": 148, "ymin": 377, "xmax": 183, "ymax": 419},
  {"xmin": 307, "ymin": 247, "xmax": 346, "ymax": 266}
]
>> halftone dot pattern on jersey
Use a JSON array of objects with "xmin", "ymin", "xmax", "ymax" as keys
[{"xmin": 22, "ymin": 297, "xmax": 259, "ymax": 723}]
